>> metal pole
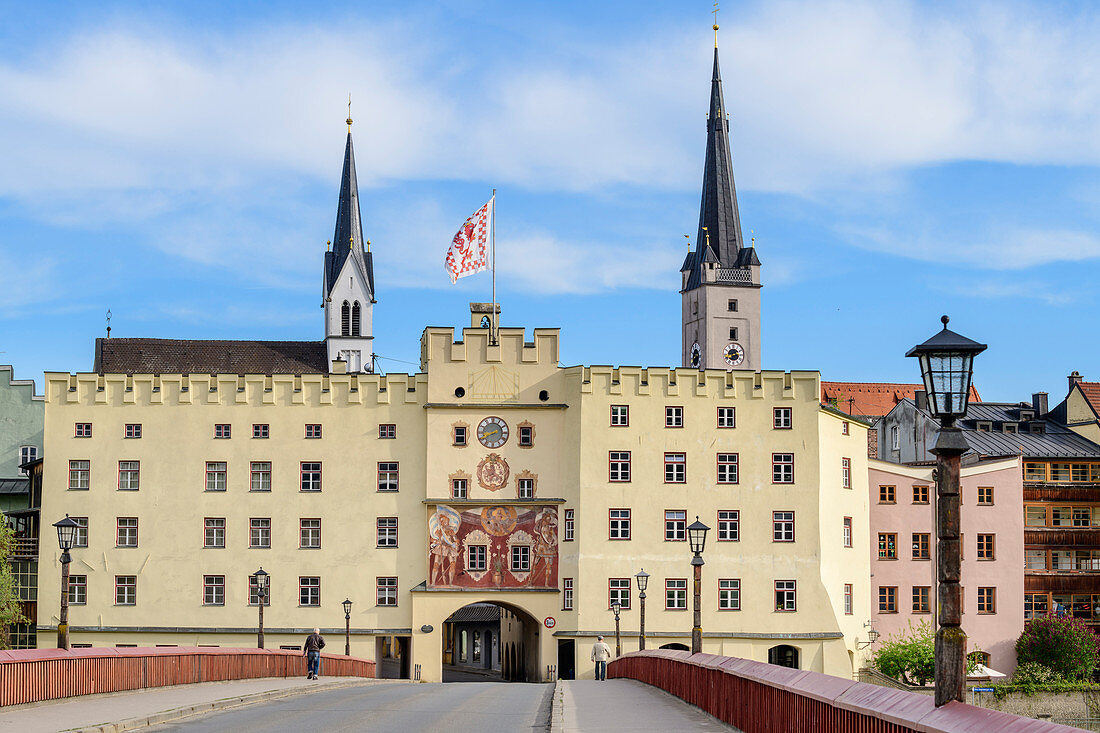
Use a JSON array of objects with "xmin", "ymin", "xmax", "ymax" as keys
[
  {"xmin": 614, "ymin": 612, "xmax": 621, "ymax": 658},
  {"xmin": 57, "ymin": 551, "xmax": 71, "ymax": 650},
  {"xmin": 692, "ymin": 555, "xmax": 703, "ymax": 654},
  {"xmin": 257, "ymin": 589, "xmax": 265, "ymax": 649},
  {"xmin": 639, "ymin": 591, "xmax": 646, "ymax": 650},
  {"xmin": 490, "ymin": 189, "xmax": 497, "ymax": 345},
  {"xmin": 932, "ymin": 424, "xmax": 968, "ymax": 706},
  {"xmin": 345, "ymin": 612, "xmax": 351, "ymax": 656}
]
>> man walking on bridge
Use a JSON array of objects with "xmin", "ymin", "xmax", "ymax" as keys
[
  {"xmin": 590, "ymin": 636, "xmax": 612, "ymax": 681},
  {"xmin": 304, "ymin": 627, "xmax": 326, "ymax": 680}
]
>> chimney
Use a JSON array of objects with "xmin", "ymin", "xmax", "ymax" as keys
[
  {"xmin": 1069, "ymin": 371, "xmax": 1084, "ymax": 392},
  {"xmin": 914, "ymin": 390, "xmax": 928, "ymax": 412},
  {"xmin": 331, "ymin": 357, "xmax": 347, "ymax": 375},
  {"xmin": 1032, "ymin": 392, "xmax": 1048, "ymax": 415}
]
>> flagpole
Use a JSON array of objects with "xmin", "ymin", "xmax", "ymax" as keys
[{"xmin": 491, "ymin": 188, "xmax": 497, "ymax": 345}]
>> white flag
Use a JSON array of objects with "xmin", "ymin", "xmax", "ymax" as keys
[{"xmin": 445, "ymin": 196, "xmax": 493, "ymax": 284}]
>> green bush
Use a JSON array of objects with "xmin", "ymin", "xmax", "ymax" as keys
[
  {"xmin": 871, "ymin": 621, "xmax": 983, "ymax": 686},
  {"xmin": 1015, "ymin": 616, "xmax": 1100, "ymax": 680},
  {"xmin": 1011, "ymin": 661, "xmax": 1065, "ymax": 687}
]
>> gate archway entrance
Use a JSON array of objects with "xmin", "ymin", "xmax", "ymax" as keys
[{"xmin": 441, "ymin": 601, "xmax": 540, "ymax": 683}]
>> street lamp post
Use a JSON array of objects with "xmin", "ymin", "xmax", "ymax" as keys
[
  {"xmin": 53, "ymin": 515, "xmax": 80, "ymax": 650},
  {"xmin": 907, "ymin": 315, "xmax": 986, "ymax": 707},
  {"xmin": 687, "ymin": 517, "xmax": 710, "ymax": 655},
  {"xmin": 611, "ymin": 601, "xmax": 622, "ymax": 657},
  {"xmin": 252, "ymin": 568, "xmax": 269, "ymax": 649},
  {"xmin": 635, "ymin": 569, "xmax": 649, "ymax": 651},
  {"xmin": 343, "ymin": 598, "xmax": 353, "ymax": 656}
]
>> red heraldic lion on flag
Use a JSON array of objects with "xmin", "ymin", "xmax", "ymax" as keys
[{"xmin": 446, "ymin": 196, "xmax": 493, "ymax": 283}]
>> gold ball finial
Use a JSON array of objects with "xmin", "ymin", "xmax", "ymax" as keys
[{"xmin": 713, "ymin": 24, "xmax": 719, "ymax": 30}]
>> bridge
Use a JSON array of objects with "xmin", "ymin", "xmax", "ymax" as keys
[{"xmin": 0, "ymin": 647, "xmax": 1080, "ymax": 732}]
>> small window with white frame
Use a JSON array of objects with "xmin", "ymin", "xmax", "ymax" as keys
[
  {"xmin": 378, "ymin": 424, "xmax": 396, "ymax": 439},
  {"xmin": 563, "ymin": 578, "xmax": 574, "ymax": 610},
  {"xmin": 452, "ymin": 478, "xmax": 468, "ymax": 500},
  {"xmin": 124, "ymin": 424, "xmax": 142, "ymax": 439},
  {"xmin": 665, "ymin": 578, "xmax": 688, "ymax": 609},
  {"xmin": 609, "ymin": 508, "xmax": 631, "ymax": 540},
  {"xmin": 665, "ymin": 406, "xmax": 683, "ymax": 428},
  {"xmin": 717, "ymin": 510, "xmax": 739, "ymax": 541},
  {"xmin": 517, "ymin": 477, "xmax": 535, "ymax": 499},
  {"xmin": 19, "ymin": 445, "xmax": 37, "ymax": 465},
  {"xmin": 610, "ymin": 405, "xmax": 629, "ymax": 426},
  {"xmin": 773, "ymin": 407, "xmax": 792, "ymax": 429},
  {"xmin": 718, "ymin": 579, "xmax": 740, "ymax": 610},
  {"xmin": 511, "ymin": 545, "xmax": 531, "ymax": 572},
  {"xmin": 717, "ymin": 453, "xmax": 738, "ymax": 484},
  {"xmin": 775, "ymin": 580, "xmax": 796, "ymax": 611},
  {"xmin": 717, "ymin": 406, "xmax": 736, "ymax": 428}
]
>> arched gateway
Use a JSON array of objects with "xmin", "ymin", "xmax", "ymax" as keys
[{"xmin": 437, "ymin": 600, "xmax": 544, "ymax": 683}]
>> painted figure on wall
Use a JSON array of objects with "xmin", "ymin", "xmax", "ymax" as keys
[{"xmin": 428, "ymin": 504, "xmax": 558, "ymax": 589}]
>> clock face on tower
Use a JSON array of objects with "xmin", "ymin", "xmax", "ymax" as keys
[
  {"xmin": 690, "ymin": 342, "xmax": 701, "ymax": 368},
  {"xmin": 723, "ymin": 342, "xmax": 745, "ymax": 367},
  {"xmin": 477, "ymin": 416, "xmax": 509, "ymax": 448}
]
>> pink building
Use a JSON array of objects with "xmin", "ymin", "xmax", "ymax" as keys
[{"xmin": 868, "ymin": 456, "xmax": 1023, "ymax": 675}]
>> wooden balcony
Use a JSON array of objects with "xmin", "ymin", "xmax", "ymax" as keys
[{"xmin": 10, "ymin": 537, "xmax": 38, "ymax": 559}]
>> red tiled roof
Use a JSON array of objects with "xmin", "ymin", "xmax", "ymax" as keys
[
  {"xmin": 1079, "ymin": 382, "xmax": 1100, "ymax": 414},
  {"xmin": 821, "ymin": 381, "xmax": 981, "ymax": 419}
]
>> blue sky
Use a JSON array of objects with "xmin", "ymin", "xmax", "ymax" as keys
[{"xmin": 1, "ymin": 0, "xmax": 1099, "ymax": 402}]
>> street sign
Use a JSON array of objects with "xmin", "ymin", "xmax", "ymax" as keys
[
  {"xmin": 544, "ymin": 617, "xmax": 556, "ymax": 628},
  {"xmin": 972, "ymin": 687, "xmax": 994, "ymax": 692}
]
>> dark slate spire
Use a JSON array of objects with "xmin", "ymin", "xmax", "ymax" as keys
[
  {"xmin": 325, "ymin": 129, "xmax": 375, "ymax": 299},
  {"xmin": 685, "ymin": 46, "xmax": 746, "ymax": 290}
]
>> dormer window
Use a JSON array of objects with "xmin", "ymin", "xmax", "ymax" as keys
[
  {"xmin": 1003, "ymin": 423, "xmax": 1018, "ymax": 434},
  {"xmin": 1020, "ymin": 410, "xmax": 1035, "ymax": 421},
  {"xmin": 1030, "ymin": 422, "xmax": 1046, "ymax": 434},
  {"xmin": 976, "ymin": 421, "xmax": 992, "ymax": 432}
]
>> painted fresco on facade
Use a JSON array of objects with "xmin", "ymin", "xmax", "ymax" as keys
[{"xmin": 429, "ymin": 504, "xmax": 558, "ymax": 589}]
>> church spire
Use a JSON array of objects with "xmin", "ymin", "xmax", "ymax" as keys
[
  {"xmin": 325, "ymin": 123, "xmax": 375, "ymax": 300},
  {"xmin": 685, "ymin": 41, "xmax": 747, "ymax": 291}
]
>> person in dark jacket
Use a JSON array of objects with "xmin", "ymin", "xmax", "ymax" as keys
[{"xmin": 304, "ymin": 627, "xmax": 325, "ymax": 679}]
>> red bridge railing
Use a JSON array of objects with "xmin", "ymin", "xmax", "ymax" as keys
[
  {"xmin": 0, "ymin": 647, "xmax": 375, "ymax": 707},
  {"xmin": 609, "ymin": 650, "xmax": 1078, "ymax": 733}
]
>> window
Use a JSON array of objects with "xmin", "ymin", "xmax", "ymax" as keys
[
  {"xmin": 563, "ymin": 578, "xmax": 574, "ymax": 610},
  {"xmin": 564, "ymin": 509, "xmax": 574, "ymax": 541},
  {"xmin": 913, "ymin": 485, "xmax": 929, "ymax": 504},
  {"xmin": 1024, "ymin": 462, "xmax": 1047, "ymax": 481},
  {"xmin": 728, "ymin": 327, "xmax": 739, "ymax": 341},
  {"xmin": 69, "ymin": 460, "xmax": 90, "ymax": 490},
  {"xmin": 664, "ymin": 453, "xmax": 686, "ymax": 483},
  {"xmin": 68, "ymin": 575, "xmax": 87, "ymax": 605},
  {"xmin": 978, "ymin": 587, "xmax": 996, "ymax": 614},
  {"xmin": 115, "ymin": 576, "xmax": 136, "ymax": 605},
  {"xmin": 249, "ymin": 462, "xmax": 271, "ymax": 492},
  {"xmin": 124, "ymin": 424, "xmax": 142, "ymax": 439},
  {"xmin": 772, "ymin": 454, "xmax": 794, "ymax": 484},
  {"xmin": 452, "ymin": 478, "xmax": 468, "ymax": 500},
  {"xmin": 518, "ymin": 425, "xmax": 534, "ymax": 447},
  {"xmin": 203, "ymin": 575, "xmax": 225, "ymax": 606},
  {"xmin": 609, "ymin": 509, "xmax": 631, "ymax": 540},
  {"xmin": 716, "ymin": 453, "xmax": 739, "ymax": 484},
  {"xmin": 377, "ymin": 577, "xmax": 398, "ymax": 606},
  {"xmin": 378, "ymin": 424, "xmax": 396, "ymax": 439},
  {"xmin": 18, "ymin": 445, "xmax": 37, "ymax": 467},
  {"xmin": 453, "ymin": 426, "xmax": 467, "ymax": 446},
  {"xmin": 299, "ymin": 577, "xmax": 320, "ymax": 606},
  {"xmin": 717, "ymin": 406, "xmax": 736, "ymax": 428},
  {"xmin": 609, "ymin": 578, "xmax": 631, "ymax": 609},
  {"xmin": 1024, "ymin": 593, "xmax": 1049, "ymax": 619},
  {"xmin": 878, "ymin": 533, "xmax": 897, "ymax": 559},
  {"xmin": 665, "ymin": 406, "xmax": 683, "ymax": 428},
  {"xmin": 205, "ymin": 462, "xmax": 227, "ymax": 492},
  {"xmin": 843, "ymin": 584, "xmax": 853, "ymax": 614},
  {"xmin": 1025, "ymin": 506, "xmax": 1047, "ymax": 526},
  {"xmin": 204, "ymin": 518, "xmax": 225, "ymax": 548},
  {"xmin": 378, "ymin": 462, "xmax": 399, "ymax": 492},
  {"xmin": 1026, "ymin": 549, "xmax": 1047, "ymax": 570},
  {"xmin": 214, "ymin": 424, "xmax": 231, "ymax": 439},
  {"xmin": 977, "ymin": 534, "xmax": 995, "ymax": 560},
  {"xmin": 518, "ymin": 478, "xmax": 535, "ymax": 499},
  {"xmin": 879, "ymin": 586, "xmax": 897, "ymax": 613},
  {"xmin": 775, "ymin": 580, "xmax": 796, "ymax": 611},
  {"xmin": 300, "ymin": 462, "xmax": 321, "ymax": 492},
  {"xmin": 665, "ymin": 578, "xmax": 688, "ymax": 609},
  {"xmin": 252, "ymin": 424, "xmax": 269, "ymax": 439},
  {"xmin": 75, "ymin": 422, "xmax": 92, "ymax": 437},
  {"xmin": 610, "ymin": 405, "xmax": 629, "ymax": 426},
  {"xmin": 773, "ymin": 511, "xmax": 795, "ymax": 542},
  {"xmin": 727, "ymin": 299, "xmax": 738, "ymax": 311},
  {"xmin": 912, "ymin": 533, "xmax": 930, "ymax": 560},
  {"xmin": 843, "ymin": 517, "xmax": 852, "ymax": 548},
  {"xmin": 841, "ymin": 458, "xmax": 850, "ymax": 489},
  {"xmin": 72, "ymin": 517, "xmax": 88, "ymax": 547},
  {"xmin": 717, "ymin": 510, "xmax": 739, "ymax": 542},
  {"xmin": 116, "ymin": 517, "xmax": 138, "ymax": 548},
  {"xmin": 913, "ymin": 586, "xmax": 931, "ymax": 613},
  {"xmin": 665, "ymin": 510, "xmax": 687, "ymax": 541},
  {"xmin": 879, "ymin": 485, "xmax": 896, "ymax": 504},
  {"xmin": 118, "ymin": 461, "xmax": 139, "ymax": 491},
  {"xmin": 719, "ymin": 579, "xmax": 741, "ymax": 610},
  {"xmin": 249, "ymin": 575, "xmax": 271, "ymax": 606},
  {"xmin": 890, "ymin": 425, "xmax": 900, "ymax": 450},
  {"xmin": 511, "ymin": 545, "xmax": 531, "ymax": 572},
  {"xmin": 468, "ymin": 545, "xmax": 487, "ymax": 571},
  {"xmin": 977, "ymin": 486, "xmax": 994, "ymax": 505},
  {"xmin": 842, "ymin": 421, "xmax": 849, "ymax": 436},
  {"xmin": 250, "ymin": 518, "xmax": 271, "ymax": 548},
  {"xmin": 773, "ymin": 407, "xmax": 792, "ymax": 429},
  {"xmin": 377, "ymin": 517, "xmax": 398, "ymax": 548},
  {"xmin": 305, "ymin": 424, "xmax": 322, "ymax": 439},
  {"xmin": 609, "ymin": 451, "xmax": 631, "ymax": 482},
  {"xmin": 300, "ymin": 518, "xmax": 321, "ymax": 548}
]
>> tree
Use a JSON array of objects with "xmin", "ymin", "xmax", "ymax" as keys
[
  {"xmin": 0, "ymin": 521, "xmax": 27, "ymax": 649},
  {"xmin": 871, "ymin": 621, "xmax": 983, "ymax": 686},
  {"xmin": 1016, "ymin": 616, "xmax": 1100, "ymax": 681}
]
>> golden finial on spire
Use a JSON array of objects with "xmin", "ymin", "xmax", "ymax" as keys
[
  {"xmin": 326, "ymin": 240, "xmax": 331, "ymax": 251},
  {"xmin": 684, "ymin": 234, "xmax": 691, "ymax": 248},
  {"xmin": 751, "ymin": 229, "xmax": 755, "ymax": 247},
  {"xmin": 702, "ymin": 226, "xmax": 710, "ymax": 248},
  {"xmin": 366, "ymin": 239, "xmax": 371, "ymax": 253},
  {"xmin": 346, "ymin": 93, "xmax": 353, "ymax": 131},
  {"xmin": 713, "ymin": 2, "xmax": 720, "ymax": 47}
]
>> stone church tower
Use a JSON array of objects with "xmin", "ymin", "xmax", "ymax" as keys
[
  {"xmin": 681, "ymin": 39, "xmax": 761, "ymax": 371},
  {"xmin": 323, "ymin": 116, "xmax": 376, "ymax": 373}
]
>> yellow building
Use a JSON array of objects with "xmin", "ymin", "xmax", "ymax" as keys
[{"xmin": 36, "ymin": 37, "xmax": 870, "ymax": 681}]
